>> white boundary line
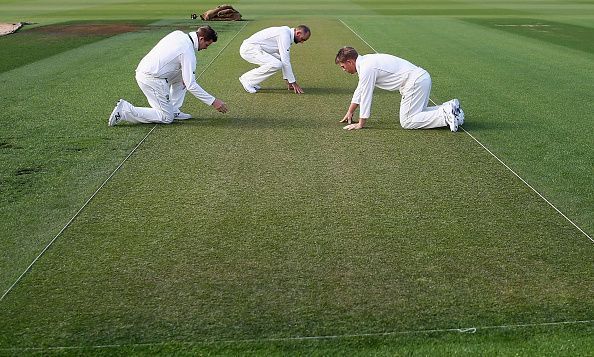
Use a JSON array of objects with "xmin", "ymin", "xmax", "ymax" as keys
[
  {"xmin": 1, "ymin": 319, "xmax": 593, "ymax": 352},
  {"xmin": 459, "ymin": 127, "xmax": 593, "ymax": 243},
  {"xmin": 0, "ymin": 21, "xmax": 249, "ymax": 303},
  {"xmin": 0, "ymin": 126, "xmax": 156, "ymax": 303},
  {"xmin": 338, "ymin": 18, "xmax": 592, "ymax": 243}
]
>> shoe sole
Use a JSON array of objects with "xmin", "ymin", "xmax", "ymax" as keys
[
  {"xmin": 108, "ymin": 100, "xmax": 122, "ymax": 127},
  {"xmin": 457, "ymin": 108, "xmax": 465, "ymax": 126},
  {"xmin": 452, "ymin": 99, "xmax": 464, "ymax": 126},
  {"xmin": 443, "ymin": 102, "xmax": 458, "ymax": 132},
  {"xmin": 449, "ymin": 116, "xmax": 458, "ymax": 132}
]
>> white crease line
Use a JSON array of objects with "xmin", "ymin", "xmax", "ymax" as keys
[
  {"xmin": 0, "ymin": 22, "xmax": 249, "ymax": 303},
  {"xmin": 339, "ymin": 18, "xmax": 378, "ymax": 53},
  {"xmin": 460, "ymin": 127, "xmax": 593, "ymax": 243},
  {"xmin": 339, "ymin": 18, "xmax": 592, "ymax": 243},
  {"xmin": 2, "ymin": 319, "xmax": 593, "ymax": 352},
  {"xmin": 0, "ymin": 126, "xmax": 157, "ymax": 302}
]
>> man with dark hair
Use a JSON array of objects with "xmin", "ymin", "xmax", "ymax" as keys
[
  {"xmin": 335, "ymin": 46, "xmax": 463, "ymax": 131},
  {"xmin": 108, "ymin": 25, "xmax": 227, "ymax": 126},
  {"xmin": 239, "ymin": 25, "xmax": 311, "ymax": 94}
]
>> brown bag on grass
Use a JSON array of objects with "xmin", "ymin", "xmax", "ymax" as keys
[
  {"xmin": 200, "ymin": 4, "xmax": 242, "ymax": 21},
  {"xmin": 0, "ymin": 22, "xmax": 23, "ymax": 36}
]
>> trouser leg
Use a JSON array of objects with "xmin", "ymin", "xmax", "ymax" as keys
[
  {"xmin": 270, "ymin": 53, "xmax": 289, "ymax": 81},
  {"xmin": 399, "ymin": 70, "xmax": 447, "ymax": 129},
  {"xmin": 239, "ymin": 44, "xmax": 283, "ymax": 85},
  {"xmin": 120, "ymin": 73, "xmax": 174, "ymax": 124},
  {"xmin": 169, "ymin": 73, "xmax": 187, "ymax": 113}
]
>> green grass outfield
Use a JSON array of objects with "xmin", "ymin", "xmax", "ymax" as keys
[{"xmin": 1, "ymin": 0, "xmax": 593, "ymax": 355}]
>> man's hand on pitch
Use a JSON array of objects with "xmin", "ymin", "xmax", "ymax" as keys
[
  {"xmin": 288, "ymin": 82, "xmax": 304, "ymax": 94},
  {"xmin": 213, "ymin": 99, "xmax": 228, "ymax": 113},
  {"xmin": 340, "ymin": 112, "xmax": 353, "ymax": 124}
]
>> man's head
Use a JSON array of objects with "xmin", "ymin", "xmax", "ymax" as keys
[
  {"xmin": 335, "ymin": 46, "xmax": 358, "ymax": 74},
  {"xmin": 197, "ymin": 25, "xmax": 218, "ymax": 50},
  {"xmin": 294, "ymin": 25, "xmax": 311, "ymax": 44}
]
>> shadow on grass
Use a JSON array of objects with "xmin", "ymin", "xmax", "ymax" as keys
[
  {"xmin": 244, "ymin": 86, "xmax": 354, "ymax": 95},
  {"xmin": 300, "ymin": 86, "xmax": 355, "ymax": 95},
  {"xmin": 182, "ymin": 116, "xmax": 333, "ymax": 129},
  {"xmin": 112, "ymin": 115, "xmax": 507, "ymax": 132},
  {"xmin": 460, "ymin": 118, "xmax": 513, "ymax": 132}
]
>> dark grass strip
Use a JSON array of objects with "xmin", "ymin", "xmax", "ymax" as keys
[
  {"xmin": 0, "ymin": 20, "xmax": 153, "ymax": 73},
  {"xmin": 462, "ymin": 18, "xmax": 594, "ymax": 55}
]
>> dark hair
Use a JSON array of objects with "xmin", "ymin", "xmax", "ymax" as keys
[
  {"xmin": 197, "ymin": 25, "xmax": 217, "ymax": 42},
  {"xmin": 335, "ymin": 46, "xmax": 358, "ymax": 64},
  {"xmin": 296, "ymin": 24, "xmax": 311, "ymax": 35}
]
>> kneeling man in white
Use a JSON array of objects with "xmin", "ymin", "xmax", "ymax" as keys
[
  {"xmin": 335, "ymin": 47, "xmax": 464, "ymax": 132},
  {"xmin": 108, "ymin": 25, "xmax": 227, "ymax": 126}
]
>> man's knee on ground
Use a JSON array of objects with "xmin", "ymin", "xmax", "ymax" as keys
[
  {"xmin": 400, "ymin": 121, "xmax": 417, "ymax": 129},
  {"xmin": 400, "ymin": 113, "xmax": 415, "ymax": 129},
  {"xmin": 158, "ymin": 110, "xmax": 175, "ymax": 124}
]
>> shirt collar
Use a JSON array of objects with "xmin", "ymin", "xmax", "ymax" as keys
[
  {"xmin": 290, "ymin": 27, "xmax": 295, "ymax": 44},
  {"xmin": 188, "ymin": 31, "xmax": 199, "ymax": 50}
]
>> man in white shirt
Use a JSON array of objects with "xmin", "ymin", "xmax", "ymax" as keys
[
  {"xmin": 108, "ymin": 25, "xmax": 228, "ymax": 126},
  {"xmin": 335, "ymin": 47, "xmax": 464, "ymax": 132},
  {"xmin": 239, "ymin": 25, "xmax": 311, "ymax": 94}
]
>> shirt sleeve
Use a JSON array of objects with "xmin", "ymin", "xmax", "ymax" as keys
[
  {"xmin": 278, "ymin": 30, "xmax": 296, "ymax": 83},
  {"xmin": 352, "ymin": 66, "xmax": 376, "ymax": 119},
  {"xmin": 181, "ymin": 51, "xmax": 216, "ymax": 106}
]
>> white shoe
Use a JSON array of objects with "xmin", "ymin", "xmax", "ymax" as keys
[
  {"xmin": 452, "ymin": 99, "xmax": 464, "ymax": 126},
  {"xmin": 108, "ymin": 99, "xmax": 124, "ymax": 127},
  {"xmin": 174, "ymin": 111, "xmax": 192, "ymax": 120},
  {"xmin": 239, "ymin": 77, "xmax": 257, "ymax": 94},
  {"xmin": 253, "ymin": 84, "xmax": 261, "ymax": 90},
  {"xmin": 442, "ymin": 102, "xmax": 458, "ymax": 132}
]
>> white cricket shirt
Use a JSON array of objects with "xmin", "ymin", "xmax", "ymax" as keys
[
  {"xmin": 136, "ymin": 31, "xmax": 215, "ymax": 105},
  {"xmin": 242, "ymin": 26, "xmax": 296, "ymax": 83},
  {"xmin": 353, "ymin": 54, "xmax": 418, "ymax": 119}
]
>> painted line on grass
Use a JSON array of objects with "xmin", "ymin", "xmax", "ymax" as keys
[
  {"xmin": 338, "ymin": 18, "xmax": 593, "ymax": 244},
  {"xmin": 0, "ymin": 21, "xmax": 249, "ymax": 303},
  {"xmin": 2, "ymin": 318, "xmax": 593, "ymax": 352},
  {"xmin": 0, "ymin": 126, "xmax": 157, "ymax": 303},
  {"xmin": 458, "ymin": 126, "xmax": 593, "ymax": 243}
]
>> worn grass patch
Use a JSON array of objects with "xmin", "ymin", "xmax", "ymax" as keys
[{"xmin": 0, "ymin": 20, "xmax": 154, "ymax": 73}]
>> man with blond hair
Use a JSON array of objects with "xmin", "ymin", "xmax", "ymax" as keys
[{"xmin": 335, "ymin": 46, "xmax": 463, "ymax": 131}]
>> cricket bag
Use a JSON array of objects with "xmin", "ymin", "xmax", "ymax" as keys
[
  {"xmin": 199, "ymin": 4, "xmax": 242, "ymax": 21},
  {"xmin": 0, "ymin": 22, "xmax": 23, "ymax": 36}
]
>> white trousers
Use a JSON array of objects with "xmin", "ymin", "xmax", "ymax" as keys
[
  {"xmin": 399, "ymin": 68, "xmax": 448, "ymax": 129},
  {"xmin": 239, "ymin": 43, "xmax": 285, "ymax": 85},
  {"xmin": 119, "ymin": 72, "xmax": 187, "ymax": 124}
]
